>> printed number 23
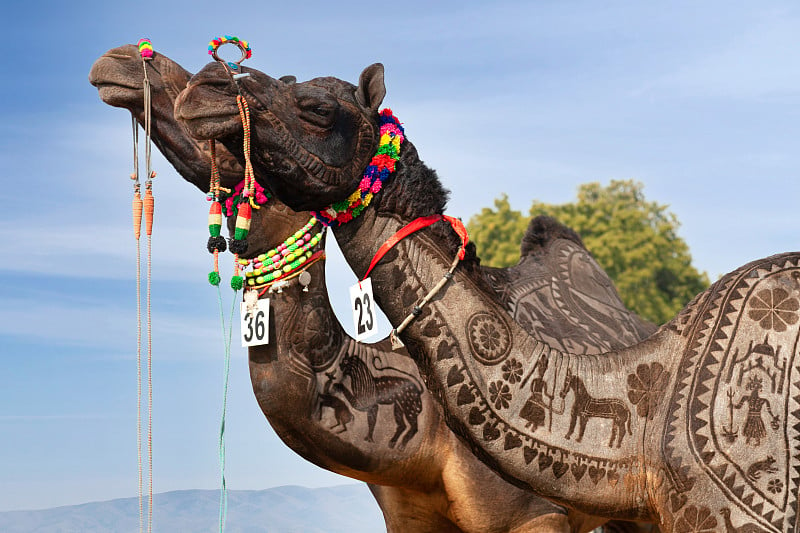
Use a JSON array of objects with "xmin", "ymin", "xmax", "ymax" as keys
[
  {"xmin": 354, "ymin": 294, "xmax": 374, "ymax": 335},
  {"xmin": 244, "ymin": 310, "xmax": 266, "ymax": 342}
]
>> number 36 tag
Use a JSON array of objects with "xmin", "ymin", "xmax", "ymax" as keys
[
  {"xmin": 350, "ymin": 278, "xmax": 378, "ymax": 341},
  {"xmin": 241, "ymin": 299, "xmax": 270, "ymax": 347}
]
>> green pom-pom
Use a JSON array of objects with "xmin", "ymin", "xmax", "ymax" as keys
[
  {"xmin": 230, "ymin": 275, "xmax": 244, "ymax": 291},
  {"xmin": 208, "ymin": 271, "xmax": 221, "ymax": 286}
]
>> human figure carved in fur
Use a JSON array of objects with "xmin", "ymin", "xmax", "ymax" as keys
[{"xmin": 174, "ymin": 59, "xmax": 800, "ymax": 532}]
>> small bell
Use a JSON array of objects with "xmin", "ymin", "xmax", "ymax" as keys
[
  {"xmin": 390, "ymin": 330, "xmax": 405, "ymax": 351},
  {"xmin": 298, "ymin": 271, "xmax": 311, "ymax": 292},
  {"xmin": 243, "ymin": 289, "xmax": 259, "ymax": 314}
]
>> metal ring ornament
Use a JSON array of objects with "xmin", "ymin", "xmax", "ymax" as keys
[{"xmin": 208, "ymin": 36, "xmax": 252, "ymax": 73}]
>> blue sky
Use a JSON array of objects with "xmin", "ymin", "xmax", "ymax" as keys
[{"xmin": 1, "ymin": 0, "xmax": 798, "ymax": 512}]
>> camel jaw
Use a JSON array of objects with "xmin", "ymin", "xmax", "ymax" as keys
[{"xmin": 89, "ymin": 47, "xmax": 147, "ymax": 108}]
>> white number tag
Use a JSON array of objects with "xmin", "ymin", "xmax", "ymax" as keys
[
  {"xmin": 350, "ymin": 278, "xmax": 378, "ymax": 341},
  {"xmin": 241, "ymin": 299, "xmax": 270, "ymax": 347}
]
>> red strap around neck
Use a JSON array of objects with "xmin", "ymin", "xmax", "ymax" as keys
[{"xmin": 361, "ymin": 214, "xmax": 469, "ymax": 282}]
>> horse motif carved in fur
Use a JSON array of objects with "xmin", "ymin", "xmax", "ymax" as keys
[{"xmin": 559, "ymin": 368, "xmax": 632, "ymax": 448}]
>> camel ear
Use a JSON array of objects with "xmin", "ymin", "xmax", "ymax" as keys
[
  {"xmin": 355, "ymin": 63, "xmax": 386, "ymax": 111},
  {"xmin": 279, "ymin": 75, "xmax": 296, "ymax": 84}
]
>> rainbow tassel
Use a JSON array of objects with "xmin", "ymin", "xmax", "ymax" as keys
[
  {"xmin": 208, "ymin": 201, "xmax": 222, "ymax": 237},
  {"xmin": 137, "ymin": 38, "xmax": 154, "ymax": 59},
  {"xmin": 234, "ymin": 202, "xmax": 252, "ymax": 241}
]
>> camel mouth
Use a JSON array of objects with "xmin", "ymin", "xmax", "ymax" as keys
[
  {"xmin": 174, "ymin": 81, "xmax": 242, "ymax": 140},
  {"xmin": 176, "ymin": 108, "xmax": 242, "ymax": 141},
  {"xmin": 93, "ymin": 83, "xmax": 144, "ymax": 108}
]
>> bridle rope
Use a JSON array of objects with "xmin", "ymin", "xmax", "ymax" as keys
[
  {"xmin": 131, "ymin": 37, "xmax": 155, "ymax": 533},
  {"xmin": 205, "ymin": 35, "xmax": 254, "ymax": 533}
]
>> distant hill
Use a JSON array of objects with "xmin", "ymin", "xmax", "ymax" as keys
[{"xmin": 0, "ymin": 484, "xmax": 386, "ymax": 533}]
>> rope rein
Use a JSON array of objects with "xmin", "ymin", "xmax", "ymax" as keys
[
  {"xmin": 131, "ymin": 39, "xmax": 155, "ymax": 533},
  {"xmin": 205, "ymin": 35, "xmax": 255, "ymax": 533},
  {"xmin": 130, "ymin": 115, "xmax": 144, "ymax": 533}
]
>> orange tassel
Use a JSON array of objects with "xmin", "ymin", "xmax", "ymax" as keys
[
  {"xmin": 144, "ymin": 189, "xmax": 155, "ymax": 236},
  {"xmin": 133, "ymin": 192, "xmax": 143, "ymax": 240}
]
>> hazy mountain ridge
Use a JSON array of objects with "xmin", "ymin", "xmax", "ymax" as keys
[{"xmin": 0, "ymin": 484, "xmax": 385, "ymax": 533}]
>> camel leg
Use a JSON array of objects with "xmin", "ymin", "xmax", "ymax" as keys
[{"xmin": 388, "ymin": 403, "xmax": 407, "ymax": 448}]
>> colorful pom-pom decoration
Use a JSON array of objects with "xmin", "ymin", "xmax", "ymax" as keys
[
  {"xmin": 207, "ymin": 35, "xmax": 251, "ymax": 71},
  {"xmin": 137, "ymin": 38, "xmax": 154, "ymax": 59},
  {"xmin": 312, "ymin": 109, "xmax": 404, "ymax": 227}
]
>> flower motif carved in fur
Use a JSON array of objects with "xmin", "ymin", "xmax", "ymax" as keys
[
  {"xmin": 627, "ymin": 362, "xmax": 670, "ymax": 419},
  {"xmin": 466, "ymin": 312, "xmax": 512, "ymax": 365},
  {"xmin": 502, "ymin": 358, "xmax": 523, "ymax": 384},
  {"xmin": 489, "ymin": 380, "xmax": 512, "ymax": 410},
  {"xmin": 673, "ymin": 505, "xmax": 718, "ymax": 533},
  {"xmin": 748, "ymin": 287, "xmax": 799, "ymax": 332}
]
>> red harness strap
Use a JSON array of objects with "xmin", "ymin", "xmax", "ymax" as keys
[{"xmin": 361, "ymin": 214, "xmax": 469, "ymax": 282}]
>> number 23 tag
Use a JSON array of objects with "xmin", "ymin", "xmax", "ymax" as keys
[
  {"xmin": 350, "ymin": 278, "xmax": 378, "ymax": 341},
  {"xmin": 241, "ymin": 299, "xmax": 270, "ymax": 347}
]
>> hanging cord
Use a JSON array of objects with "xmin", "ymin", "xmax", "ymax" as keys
[
  {"xmin": 130, "ymin": 38, "xmax": 155, "ymax": 533},
  {"xmin": 205, "ymin": 37, "xmax": 253, "ymax": 533},
  {"xmin": 215, "ymin": 287, "xmax": 237, "ymax": 533},
  {"xmin": 141, "ymin": 53, "xmax": 155, "ymax": 533},
  {"xmin": 130, "ymin": 114, "xmax": 144, "ymax": 533}
]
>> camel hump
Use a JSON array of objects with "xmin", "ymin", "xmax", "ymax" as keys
[{"xmin": 520, "ymin": 215, "xmax": 584, "ymax": 256}]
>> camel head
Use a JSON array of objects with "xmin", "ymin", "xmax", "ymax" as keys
[
  {"xmin": 90, "ymin": 44, "xmax": 190, "ymax": 113},
  {"xmin": 175, "ymin": 61, "xmax": 387, "ymax": 211},
  {"xmin": 90, "ymin": 44, "xmax": 243, "ymax": 192}
]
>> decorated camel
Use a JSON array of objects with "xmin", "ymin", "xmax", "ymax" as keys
[
  {"xmin": 90, "ymin": 46, "xmax": 659, "ymax": 532},
  {"xmin": 175, "ymin": 59, "xmax": 800, "ymax": 532},
  {"xmin": 90, "ymin": 46, "xmax": 652, "ymax": 531}
]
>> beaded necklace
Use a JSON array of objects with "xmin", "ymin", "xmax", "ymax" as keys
[
  {"xmin": 311, "ymin": 109, "xmax": 404, "ymax": 227},
  {"xmin": 238, "ymin": 216, "xmax": 325, "ymax": 289}
]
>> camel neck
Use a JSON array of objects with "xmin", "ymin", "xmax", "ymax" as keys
[{"xmin": 331, "ymin": 187, "xmax": 664, "ymax": 520}]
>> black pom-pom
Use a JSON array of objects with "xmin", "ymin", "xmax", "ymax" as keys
[
  {"xmin": 207, "ymin": 236, "xmax": 227, "ymax": 253},
  {"xmin": 229, "ymin": 238, "xmax": 248, "ymax": 255}
]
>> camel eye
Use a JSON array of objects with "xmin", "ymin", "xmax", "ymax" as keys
[{"xmin": 299, "ymin": 101, "xmax": 337, "ymax": 128}]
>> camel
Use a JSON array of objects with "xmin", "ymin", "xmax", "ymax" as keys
[
  {"xmin": 90, "ymin": 45, "xmax": 655, "ymax": 532},
  {"xmin": 174, "ymin": 59, "xmax": 800, "ymax": 532}
]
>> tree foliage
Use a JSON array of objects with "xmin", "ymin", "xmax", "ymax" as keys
[{"xmin": 467, "ymin": 180, "xmax": 709, "ymax": 325}]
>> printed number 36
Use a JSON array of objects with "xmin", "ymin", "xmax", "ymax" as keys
[{"xmin": 243, "ymin": 310, "xmax": 266, "ymax": 342}]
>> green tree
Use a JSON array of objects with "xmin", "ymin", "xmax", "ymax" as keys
[{"xmin": 468, "ymin": 180, "xmax": 709, "ymax": 325}]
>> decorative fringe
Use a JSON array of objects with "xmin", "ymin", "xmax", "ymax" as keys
[
  {"xmin": 133, "ymin": 191, "xmax": 143, "ymax": 240},
  {"xmin": 143, "ymin": 188, "xmax": 154, "ymax": 236}
]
